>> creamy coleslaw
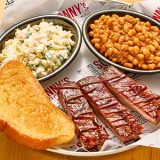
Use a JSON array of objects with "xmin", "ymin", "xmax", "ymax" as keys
[{"xmin": 0, "ymin": 21, "xmax": 75, "ymax": 78}]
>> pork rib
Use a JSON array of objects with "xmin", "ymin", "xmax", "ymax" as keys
[
  {"xmin": 77, "ymin": 77, "xmax": 143, "ymax": 144},
  {"xmin": 57, "ymin": 82, "xmax": 109, "ymax": 150},
  {"xmin": 101, "ymin": 66, "xmax": 160, "ymax": 125}
]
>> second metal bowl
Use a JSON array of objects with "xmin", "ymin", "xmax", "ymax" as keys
[{"xmin": 82, "ymin": 10, "xmax": 160, "ymax": 74}]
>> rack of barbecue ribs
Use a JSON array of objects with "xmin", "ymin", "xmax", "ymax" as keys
[
  {"xmin": 101, "ymin": 66, "xmax": 160, "ymax": 125},
  {"xmin": 77, "ymin": 77, "xmax": 143, "ymax": 144},
  {"xmin": 57, "ymin": 82, "xmax": 109, "ymax": 150}
]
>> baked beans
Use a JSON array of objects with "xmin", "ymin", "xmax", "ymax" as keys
[{"xmin": 89, "ymin": 14, "xmax": 160, "ymax": 70}]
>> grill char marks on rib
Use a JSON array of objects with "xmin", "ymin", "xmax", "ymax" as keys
[
  {"xmin": 57, "ymin": 82, "xmax": 109, "ymax": 150},
  {"xmin": 101, "ymin": 66, "xmax": 160, "ymax": 125},
  {"xmin": 77, "ymin": 77, "xmax": 143, "ymax": 144}
]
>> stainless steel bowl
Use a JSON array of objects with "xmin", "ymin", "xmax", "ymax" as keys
[
  {"xmin": 0, "ymin": 15, "xmax": 82, "ymax": 81},
  {"xmin": 82, "ymin": 10, "xmax": 160, "ymax": 74}
]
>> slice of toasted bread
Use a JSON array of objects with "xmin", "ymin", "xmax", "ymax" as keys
[{"xmin": 0, "ymin": 61, "xmax": 75, "ymax": 150}]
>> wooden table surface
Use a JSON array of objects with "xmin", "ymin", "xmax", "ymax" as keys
[
  {"xmin": 0, "ymin": 132, "xmax": 160, "ymax": 160},
  {"xmin": 0, "ymin": 0, "xmax": 160, "ymax": 159}
]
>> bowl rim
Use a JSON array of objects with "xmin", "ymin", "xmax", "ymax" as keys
[
  {"xmin": 82, "ymin": 9, "xmax": 160, "ymax": 74},
  {"xmin": 0, "ymin": 14, "xmax": 82, "ymax": 81}
]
